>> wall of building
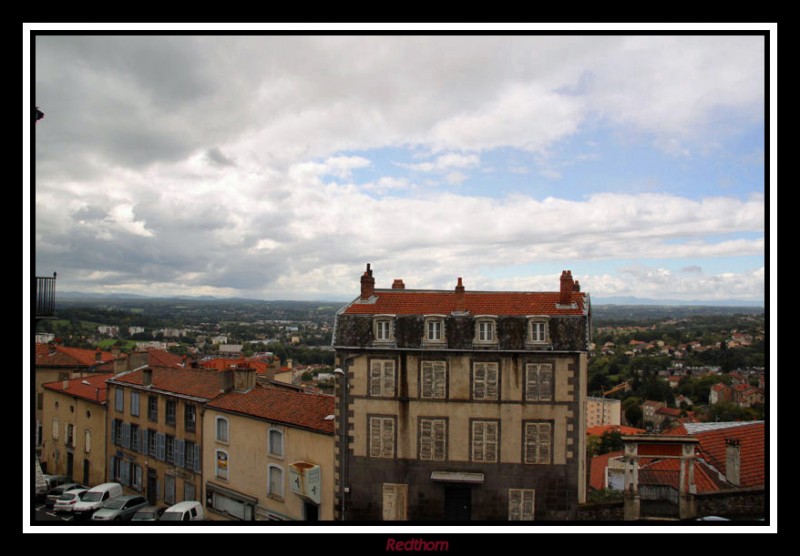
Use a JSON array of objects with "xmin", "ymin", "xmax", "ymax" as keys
[
  {"xmin": 203, "ymin": 408, "xmax": 335, "ymax": 521},
  {"xmin": 41, "ymin": 389, "xmax": 107, "ymax": 486}
]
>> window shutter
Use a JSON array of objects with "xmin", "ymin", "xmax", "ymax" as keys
[
  {"xmin": 539, "ymin": 364, "xmax": 553, "ymax": 401},
  {"xmin": 526, "ymin": 364, "xmax": 540, "ymax": 401},
  {"xmin": 85, "ymin": 429, "xmax": 92, "ymax": 453},
  {"xmin": 421, "ymin": 361, "xmax": 433, "ymax": 398},
  {"xmin": 522, "ymin": 489, "xmax": 535, "ymax": 520},
  {"xmin": 419, "ymin": 419, "xmax": 432, "ymax": 460},
  {"xmin": 156, "ymin": 432, "xmax": 166, "ymax": 461},
  {"xmin": 433, "ymin": 362, "xmax": 446, "ymax": 398},
  {"xmin": 473, "ymin": 363, "xmax": 486, "ymax": 399},
  {"xmin": 525, "ymin": 424, "xmax": 538, "ymax": 464},
  {"xmin": 131, "ymin": 392, "xmax": 139, "ymax": 416},
  {"xmin": 175, "ymin": 439, "xmax": 185, "ymax": 468},
  {"xmin": 370, "ymin": 362, "xmax": 383, "ymax": 396},
  {"xmin": 486, "ymin": 364, "xmax": 498, "ymax": 400},
  {"xmin": 433, "ymin": 420, "xmax": 446, "ymax": 461},
  {"xmin": 538, "ymin": 424, "xmax": 551, "ymax": 464},
  {"xmin": 509, "ymin": 489, "xmax": 522, "ymax": 520},
  {"xmin": 472, "ymin": 421, "xmax": 484, "ymax": 461},
  {"xmin": 108, "ymin": 456, "xmax": 115, "ymax": 482},
  {"xmin": 382, "ymin": 418, "xmax": 394, "ymax": 458},
  {"xmin": 383, "ymin": 361, "xmax": 395, "ymax": 397},
  {"xmin": 123, "ymin": 422, "xmax": 132, "ymax": 449},
  {"xmin": 485, "ymin": 422, "xmax": 498, "ymax": 463},
  {"xmin": 193, "ymin": 444, "xmax": 201, "ymax": 472},
  {"xmin": 369, "ymin": 417, "xmax": 382, "ymax": 457},
  {"xmin": 120, "ymin": 461, "xmax": 130, "ymax": 486}
]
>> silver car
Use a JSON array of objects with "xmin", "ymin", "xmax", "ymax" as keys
[{"xmin": 91, "ymin": 495, "xmax": 149, "ymax": 521}]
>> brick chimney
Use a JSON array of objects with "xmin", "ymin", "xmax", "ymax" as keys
[
  {"xmin": 95, "ymin": 347, "xmax": 102, "ymax": 362},
  {"xmin": 454, "ymin": 277, "xmax": 465, "ymax": 313},
  {"xmin": 559, "ymin": 270, "xmax": 574, "ymax": 306},
  {"xmin": 725, "ymin": 438, "xmax": 741, "ymax": 487},
  {"xmin": 142, "ymin": 368, "xmax": 153, "ymax": 388},
  {"xmin": 233, "ymin": 364, "xmax": 256, "ymax": 393},
  {"xmin": 392, "ymin": 279, "xmax": 405, "ymax": 290},
  {"xmin": 360, "ymin": 263, "xmax": 375, "ymax": 300}
]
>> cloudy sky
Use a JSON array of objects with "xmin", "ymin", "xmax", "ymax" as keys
[{"xmin": 28, "ymin": 30, "xmax": 771, "ymax": 303}]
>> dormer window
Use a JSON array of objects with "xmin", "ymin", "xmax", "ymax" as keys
[
  {"xmin": 527, "ymin": 317, "xmax": 550, "ymax": 346},
  {"xmin": 373, "ymin": 316, "xmax": 395, "ymax": 344},
  {"xmin": 423, "ymin": 316, "xmax": 446, "ymax": 346},
  {"xmin": 474, "ymin": 317, "xmax": 497, "ymax": 345}
]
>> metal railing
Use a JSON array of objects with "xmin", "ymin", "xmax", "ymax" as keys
[{"xmin": 35, "ymin": 272, "xmax": 57, "ymax": 319}]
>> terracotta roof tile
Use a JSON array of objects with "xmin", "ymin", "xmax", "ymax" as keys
[
  {"xmin": 36, "ymin": 344, "xmax": 116, "ymax": 367},
  {"xmin": 42, "ymin": 373, "xmax": 112, "ymax": 404},
  {"xmin": 587, "ymin": 425, "xmax": 646, "ymax": 437},
  {"xmin": 207, "ymin": 385, "xmax": 334, "ymax": 434},
  {"xmin": 692, "ymin": 422, "xmax": 765, "ymax": 488},
  {"xmin": 201, "ymin": 358, "xmax": 270, "ymax": 374},
  {"xmin": 110, "ymin": 366, "xmax": 226, "ymax": 400},
  {"xmin": 342, "ymin": 290, "xmax": 587, "ymax": 316}
]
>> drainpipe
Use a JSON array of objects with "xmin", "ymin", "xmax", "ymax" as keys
[{"xmin": 334, "ymin": 356, "xmax": 355, "ymax": 521}]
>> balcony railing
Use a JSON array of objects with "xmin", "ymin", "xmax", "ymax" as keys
[{"xmin": 35, "ymin": 272, "xmax": 57, "ymax": 319}]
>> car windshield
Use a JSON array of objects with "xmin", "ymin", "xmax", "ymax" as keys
[
  {"xmin": 159, "ymin": 512, "xmax": 183, "ymax": 521},
  {"xmin": 103, "ymin": 498, "xmax": 126, "ymax": 510},
  {"xmin": 57, "ymin": 493, "xmax": 76, "ymax": 501},
  {"xmin": 82, "ymin": 491, "xmax": 104, "ymax": 502}
]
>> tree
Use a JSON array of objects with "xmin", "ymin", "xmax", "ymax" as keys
[{"xmin": 597, "ymin": 430, "xmax": 624, "ymax": 455}]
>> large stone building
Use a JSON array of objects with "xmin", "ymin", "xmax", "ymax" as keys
[
  {"xmin": 586, "ymin": 396, "xmax": 621, "ymax": 428},
  {"xmin": 331, "ymin": 265, "xmax": 591, "ymax": 521}
]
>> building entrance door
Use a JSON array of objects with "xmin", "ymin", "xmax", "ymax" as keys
[
  {"xmin": 444, "ymin": 486, "xmax": 471, "ymax": 521},
  {"xmin": 147, "ymin": 469, "xmax": 158, "ymax": 505},
  {"xmin": 66, "ymin": 452, "xmax": 74, "ymax": 481}
]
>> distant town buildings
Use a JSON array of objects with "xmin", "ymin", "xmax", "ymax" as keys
[{"xmin": 586, "ymin": 396, "xmax": 621, "ymax": 428}]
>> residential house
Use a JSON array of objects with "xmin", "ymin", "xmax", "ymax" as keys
[
  {"xmin": 202, "ymin": 375, "xmax": 335, "ymax": 521},
  {"xmin": 40, "ymin": 373, "xmax": 111, "ymax": 484},
  {"xmin": 731, "ymin": 384, "xmax": 764, "ymax": 408},
  {"xmin": 640, "ymin": 400, "xmax": 665, "ymax": 430},
  {"xmin": 105, "ymin": 365, "xmax": 231, "ymax": 507},
  {"xmin": 709, "ymin": 383, "xmax": 733, "ymax": 405},
  {"xmin": 586, "ymin": 396, "xmax": 621, "ymax": 428},
  {"xmin": 34, "ymin": 343, "xmax": 118, "ymax": 450},
  {"xmin": 332, "ymin": 265, "xmax": 591, "ymax": 521}
]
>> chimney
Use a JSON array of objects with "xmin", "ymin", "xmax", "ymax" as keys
[
  {"xmin": 725, "ymin": 438, "xmax": 741, "ymax": 487},
  {"xmin": 454, "ymin": 277, "xmax": 465, "ymax": 313},
  {"xmin": 62, "ymin": 379, "xmax": 70, "ymax": 390},
  {"xmin": 573, "ymin": 280, "xmax": 581, "ymax": 292},
  {"xmin": 114, "ymin": 354, "xmax": 129, "ymax": 375},
  {"xmin": 392, "ymin": 279, "xmax": 405, "ymax": 290},
  {"xmin": 233, "ymin": 365, "xmax": 256, "ymax": 393},
  {"xmin": 360, "ymin": 263, "xmax": 375, "ymax": 300},
  {"xmin": 95, "ymin": 347, "xmax": 102, "ymax": 362},
  {"xmin": 142, "ymin": 368, "xmax": 153, "ymax": 388},
  {"xmin": 559, "ymin": 270, "xmax": 574, "ymax": 306},
  {"xmin": 286, "ymin": 359, "xmax": 293, "ymax": 369}
]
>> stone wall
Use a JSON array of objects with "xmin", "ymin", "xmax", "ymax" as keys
[
  {"xmin": 575, "ymin": 501, "xmax": 625, "ymax": 521},
  {"xmin": 695, "ymin": 488, "xmax": 765, "ymax": 519}
]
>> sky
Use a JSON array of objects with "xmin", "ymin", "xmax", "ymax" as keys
[{"xmin": 27, "ymin": 29, "xmax": 772, "ymax": 304}]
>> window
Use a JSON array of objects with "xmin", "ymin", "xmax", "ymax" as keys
[
  {"xmin": 528, "ymin": 319, "xmax": 549, "ymax": 344},
  {"xmin": 130, "ymin": 391, "xmax": 140, "ymax": 417},
  {"xmin": 523, "ymin": 422, "xmax": 552, "ymax": 464},
  {"xmin": 475, "ymin": 319, "xmax": 496, "ymax": 343},
  {"xmin": 184, "ymin": 481, "xmax": 196, "ymax": 502},
  {"xmin": 268, "ymin": 428, "xmax": 284, "ymax": 458},
  {"xmin": 166, "ymin": 399, "xmax": 176, "ymax": 426},
  {"xmin": 418, "ymin": 418, "xmax": 447, "ymax": 461},
  {"xmin": 216, "ymin": 450, "xmax": 229, "ymax": 480},
  {"xmin": 268, "ymin": 465, "xmax": 283, "ymax": 499},
  {"xmin": 112, "ymin": 419, "xmax": 123, "ymax": 446},
  {"xmin": 216, "ymin": 416, "xmax": 229, "ymax": 444},
  {"xmin": 185, "ymin": 404, "xmax": 196, "ymax": 433},
  {"xmin": 65, "ymin": 423, "xmax": 75, "ymax": 447},
  {"xmin": 508, "ymin": 489, "xmax": 535, "ymax": 521},
  {"xmin": 472, "ymin": 362, "xmax": 499, "ymax": 401},
  {"xmin": 420, "ymin": 361, "xmax": 447, "ymax": 399},
  {"xmin": 148, "ymin": 428, "xmax": 158, "ymax": 458},
  {"xmin": 184, "ymin": 441, "xmax": 200, "ymax": 472},
  {"xmin": 132, "ymin": 464, "xmax": 143, "ymax": 491},
  {"xmin": 164, "ymin": 474, "xmax": 176, "ymax": 506},
  {"xmin": 525, "ymin": 364, "xmax": 553, "ymax": 402},
  {"xmin": 148, "ymin": 395, "xmax": 158, "ymax": 422},
  {"xmin": 369, "ymin": 359, "xmax": 396, "ymax": 398},
  {"xmin": 131, "ymin": 424, "xmax": 141, "ymax": 452},
  {"xmin": 424, "ymin": 317, "xmax": 445, "ymax": 344},
  {"xmin": 471, "ymin": 420, "xmax": 499, "ymax": 463},
  {"xmin": 374, "ymin": 318, "xmax": 394, "ymax": 342},
  {"xmin": 52, "ymin": 418, "xmax": 59, "ymax": 439},
  {"xmin": 115, "ymin": 388, "xmax": 124, "ymax": 412},
  {"xmin": 165, "ymin": 434, "xmax": 175, "ymax": 464},
  {"xmin": 369, "ymin": 416, "xmax": 396, "ymax": 459},
  {"xmin": 84, "ymin": 429, "xmax": 92, "ymax": 454},
  {"xmin": 382, "ymin": 483, "xmax": 408, "ymax": 521}
]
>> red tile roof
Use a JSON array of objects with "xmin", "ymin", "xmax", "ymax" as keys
[
  {"xmin": 638, "ymin": 457, "xmax": 728, "ymax": 493},
  {"xmin": 590, "ymin": 450, "xmax": 623, "ymax": 490},
  {"xmin": 110, "ymin": 366, "xmax": 226, "ymax": 400},
  {"xmin": 36, "ymin": 344, "xmax": 116, "ymax": 367},
  {"xmin": 200, "ymin": 357, "xmax": 270, "ymax": 375},
  {"xmin": 692, "ymin": 422, "xmax": 765, "ymax": 488},
  {"xmin": 342, "ymin": 289, "xmax": 588, "ymax": 316},
  {"xmin": 207, "ymin": 385, "xmax": 334, "ymax": 434},
  {"xmin": 587, "ymin": 425, "xmax": 646, "ymax": 437},
  {"xmin": 42, "ymin": 373, "xmax": 112, "ymax": 404}
]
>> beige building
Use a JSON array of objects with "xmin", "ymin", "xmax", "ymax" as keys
[
  {"xmin": 203, "ymin": 380, "xmax": 335, "ymax": 521},
  {"xmin": 586, "ymin": 396, "xmax": 621, "ymax": 428},
  {"xmin": 40, "ymin": 373, "xmax": 111, "ymax": 485},
  {"xmin": 105, "ymin": 365, "xmax": 230, "ymax": 507},
  {"xmin": 332, "ymin": 266, "xmax": 591, "ymax": 521}
]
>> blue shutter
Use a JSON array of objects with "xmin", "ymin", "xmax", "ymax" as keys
[
  {"xmin": 193, "ymin": 444, "xmax": 201, "ymax": 472},
  {"xmin": 108, "ymin": 456, "xmax": 115, "ymax": 482},
  {"xmin": 131, "ymin": 392, "xmax": 139, "ymax": 416},
  {"xmin": 121, "ymin": 422, "xmax": 130, "ymax": 449},
  {"xmin": 133, "ymin": 427, "xmax": 141, "ymax": 453},
  {"xmin": 175, "ymin": 439, "xmax": 185, "ymax": 468},
  {"xmin": 142, "ymin": 429, "xmax": 149, "ymax": 456},
  {"xmin": 156, "ymin": 432, "xmax": 166, "ymax": 461},
  {"xmin": 120, "ymin": 461, "xmax": 130, "ymax": 486}
]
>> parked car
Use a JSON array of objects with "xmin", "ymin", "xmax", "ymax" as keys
[
  {"xmin": 91, "ymin": 495, "xmax": 149, "ymax": 521},
  {"xmin": 53, "ymin": 488, "xmax": 89, "ymax": 514},
  {"xmin": 45, "ymin": 482, "xmax": 86, "ymax": 508},
  {"xmin": 160, "ymin": 501, "xmax": 205, "ymax": 521},
  {"xmin": 131, "ymin": 505, "xmax": 166, "ymax": 522},
  {"xmin": 36, "ymin": 474, "xmax": 69, "ymax": 503},
  {"xmin": 72, "ymin": 482, "xmax": 124, "ymax": 519}
]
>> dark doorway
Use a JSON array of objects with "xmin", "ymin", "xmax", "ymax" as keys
[
  {"xmin": 147, "ymin": 468, "xmax": 158, "ymax": 505},
  {"xmin": 444, "ymin": 486, "xmax": 471, "ymax": 521},
  {"xmin": 82, "ymin": 459, "xmax": 90, "ymax": 486},
  {"xmin": 66, "ymin": 452, "xmax": 74, "ymax": 481},
  {"xmin": 304, "ymin": 501, "xmax": 319, "ymax": 521}
]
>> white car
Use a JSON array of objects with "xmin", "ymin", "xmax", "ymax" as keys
[
  {"xmin": 160, "ymin": 501, "xmax": 205, "ymax": 521},
  {"xmin": 53, "ymin": 488, "xmax": 89, "ymax": 514}
]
